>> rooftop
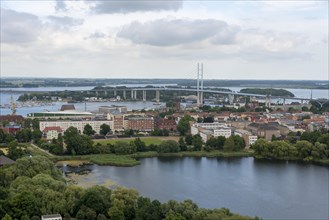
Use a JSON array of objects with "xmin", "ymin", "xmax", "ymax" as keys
[{"xmin": 0, "ymin": 155, "xmax": 15, "ymax": 166}]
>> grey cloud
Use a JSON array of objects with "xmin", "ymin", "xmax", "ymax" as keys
[
  {"xmin": 55, "ymin": 0, "xmax": 67, "ymax": 12},
  {"xmin": 91, "ymin": 0, "xmax": 183, "ymax": 14},
  {"xmin": 89, "ymin": 31, "xmax": 107, "ymax": 39},
  {"xmin": 1, "ymin": 8, "xmax": 42, "ymax": 43},
  {"xmin": 47, "ymin": 16, "xmax": 84, "ymax": 27},
  {"xmin": 117, "ymin": 19, "xmax": 240, "ymax": 46}
]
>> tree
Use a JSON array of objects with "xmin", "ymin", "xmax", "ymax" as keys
[
  {"xmin": 192, "ymin": 135, "xmax": 203, "ymax": 151},
  {"xmin": 133, "ymin": 138, "xmax": 147, "ymax": 152},
  {"xmin": 31, "ymin": 129, "xmax": 42, "ymax": 142},
  {"xmin": 110, "ymin": 187, "xmax": 139, "ymax": 219},
  {"xmin": 224, "ymin": 136, "xmax": 235, "ymax": 151},
  {"xmin": 7, "ymin": 141, "xmax": 25, "ymax": 160},
  {"xmin": 178, "ymin": 137, "xmax": 187, "ymax": 151},
  {"xmin": 16, "ymin": 129, "xmax": 32, "ymax": 142},
  {"xmin": 300, "ymin": 131, "xmax": 321, "ymax": 144},
  {"xmin": 232, "ymin": 135, "xmax": 245, "ymax": 150},
  {"xmin": 177, "ymin": 115, "xmax": 194, "ymax": 136},
  {"xmin": 5, "ymin": 133, "xmax": 15, "ymax": 144},
  {"xmin": 206, "ymin": 137, "xmax": 217, "ymax": 149},
  {"xmin": 157, "ymin": 140, "xmax": 180, "ymax": 153},
  {"xmin": 0, "ymin": 129, "xmax": 5, "ymax": 143},
  {"xmin": 113, "ymin": 141, "xmax": 136, "ymax": 155},
  {"xmin": 1, "ymin": 214, "xmax": 12, "ymax": 220},
  {"xmin": 203, "ymin": 116, "xmax": 214, "ymax": 123},
  {"xmin": 64, "ymin": 127, "xmax": 94, "ymax": 155},
  {"xmin": 100, "ymin": 124, "xmax": 111, "ymax": 136},
  {"xmin": 185, "ymin": 134, "xmax": 193, "ymax": 145},
  {"xmin": 77, "ymin": 186, "xmax": 112, "ymax": 216},
  {"xmin": 83, "ymin": 124, "xmax": 96, "ymax": 136}
]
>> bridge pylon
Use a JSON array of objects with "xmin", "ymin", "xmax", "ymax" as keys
[{"xmin": 197, "ymin": 63, "xmax": 204, "ymax": 106}]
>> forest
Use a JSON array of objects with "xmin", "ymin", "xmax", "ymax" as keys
[{"xmin": 0, "ymin": 156, "xmax": 259, "ymax": 220}]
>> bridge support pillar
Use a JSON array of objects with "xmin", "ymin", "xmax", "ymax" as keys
[
  {"xmin": 96, "ymin": 91, "xmax": 99, "ymax": 97},
  {"xmin": 131, "ymin": 90, "xmax": 134, "ymax": 100},
  {"xmin": 123, "ymin": 90, "xmax": 126, "ymax": 100},
  {"xmin": 143, "ymin": 90, "xmax": 146, "ymax": 102},
  {"xmin": 114, "ymin": 90, "xmax": 117, "ymax": 97},
  {"xmin": 134, "ymin": 90, "xmax": 137, "ymax": 100},
  {"xmin": 265, "ymin": 96, "xmax": 271, "ymax": 108},
  {"xmin": 228, "ymin": 94, "xmax": 234, "ymax": 104},
  {"xmin": 156, "ymin": 90, "xmax": 160, "ymax": 103},
  {"xmin": 104, "ymin": 90, "xmax": 108, "ymax": 97},
  {"xmin": 283, "ymin": 98, "xmax": 286, "ymax": 111}
]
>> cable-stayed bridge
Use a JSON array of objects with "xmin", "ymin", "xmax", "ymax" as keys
[{"xmin": 1, "ymin": 64, "xmax": 328, "ymax": 107}]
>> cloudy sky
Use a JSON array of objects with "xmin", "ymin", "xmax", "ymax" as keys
[{"xmin": 1, "ymin": 0, "xmax": 328, "ymax": 80}]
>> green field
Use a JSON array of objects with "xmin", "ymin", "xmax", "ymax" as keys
[{"xmin": 94, "ymin": 136, "xmax": 179, "ymax": 146}]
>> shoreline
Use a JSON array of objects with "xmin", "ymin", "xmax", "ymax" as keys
[{"xmin": 53, "ymin": 150, "xmax": 329, "ymax": 168}]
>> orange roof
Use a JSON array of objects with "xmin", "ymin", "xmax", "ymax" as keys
[{"xmin": 43, "ymin": 126, "xmax": 63, "ymax": 132}]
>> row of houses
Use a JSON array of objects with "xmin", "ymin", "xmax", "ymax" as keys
[
  {"xmin": 190, "ymin": 122, "xmax": 258, "ymax": 147},
  {"xmin": 40, "ymin": 116, "xmax": 177, "ymax": 139}
]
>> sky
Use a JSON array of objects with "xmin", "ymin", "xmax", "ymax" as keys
[{"xmin": 0, "ymin": 0, "xmax": 328, "ymax": 80}]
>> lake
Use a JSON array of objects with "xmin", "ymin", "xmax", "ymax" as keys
[{"xmin": 62, "ymin": 157, "xmax": 329, "ymax": 220}]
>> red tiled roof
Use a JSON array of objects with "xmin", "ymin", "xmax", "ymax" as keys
[
  {"xmin": 0, "ymin": 115, "xmax": 24, "ymax": 122},
  {"xmin": 43, "ymin": 126, "xmax": 63, "ymax": 132}
]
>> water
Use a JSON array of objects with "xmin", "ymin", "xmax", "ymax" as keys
[
  {"xmin": 62, "ymin": 157, "xmax": 329, "ymax": 219},
  {"xmin": 0, "ymin": 86, "xmax": 166, "ymax": 116},
  {"xmin": 1, "ymin": 86, "xmax": 328, "ymax": 116}
]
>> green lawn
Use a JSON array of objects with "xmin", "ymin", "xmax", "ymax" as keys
[{"xmin": 94, "ymin": 136, "xmax": 179, "ymax": 146}]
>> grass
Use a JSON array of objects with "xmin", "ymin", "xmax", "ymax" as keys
[
  {"xmin": 94, "ymin": 136, "xmax": 179, "ymax": 146},
  {"xmin": 53, "ymin": 154, "xmax": 140, "ymax": 167},
  {"xmin": 26, "ymin": 145, "xmax": 53, "ymax": 159}
]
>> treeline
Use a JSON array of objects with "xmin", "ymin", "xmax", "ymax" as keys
[
  {"xmin": 0, "ymin": 156, "xmax": 259, "ymax": 220},
  {"xmin": 253, "ymin": 137, "xmax": 329, "ymax": 162},
  {"xmin": 239, "ymin": 88, "xmax": 294, "ymax": 97}
]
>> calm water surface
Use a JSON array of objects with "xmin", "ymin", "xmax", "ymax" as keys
[{"xmin": 63, "ymin": 157, "xmax": 329, "ymax": 220}]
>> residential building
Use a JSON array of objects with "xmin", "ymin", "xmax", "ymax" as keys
[
  {"xmin": 42, "ymin": 126, "xmax": 63, "ymax": 140},
  {"xmin": 191, "ymin": 122, "xmax": 232, "ymax": 142},
  {"xmin": 199, "ymin": 129, "xmax": 213, "ymax": 143},
  {"xmin": 247, "ymin": 123, "xmax": 280, "ymax": 141},
  {"xmin": 40, "ymin": 120, "xmax": 112, "ymax": 134},
  {"xmin": 126, "ymin": 116, "xmax": 154, "ymax": 131},
  {"xmin": 0, "ymin": 124, "xmax": 21, "ymax": 135},
  {"xmin": 234, "ymin": 129, "xmax": 258, "ymax": 147},
  {"xmin": 107, "ymin": 111, "xmax": 125, "ymax": 131},
  {"xmin": 41, "ymin": 214, "xmax": 62, "ymax": 220},
  {"xmin": 213, "ymin": 128, "xmax": 232, "ymax": 138},
  {"xmin": 0, "ymin": 115, "xmax": 24, "ymax": 123},
  {"xmin": 154, "ymin": 118, "xmax": 177, "ymax": 130}
]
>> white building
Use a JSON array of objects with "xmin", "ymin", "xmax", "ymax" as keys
[
  {"xmin": 199, "ymin": 129, "xmax": 213, "ymax": 143},
  {"xmin": 41, "ymin": 214, "xmax": 62, "ymax": 220},
  {"xmin": 191, "ymin": 122, "xmax": 232, "ymax": 142},
  {"xmin": 40, "ymin": 120, "xmax": 112, "ymax": 134},
  {"xmin": 234, "ymin": 129, "xmax": 258, "ymax": 147},
  {"xmin": 213, "ymin": 128, "xmax": 231, "ymax": 138},
  {"xmin": 42, "ymin": 126, "xmax": 63, "ymax": 140}
]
